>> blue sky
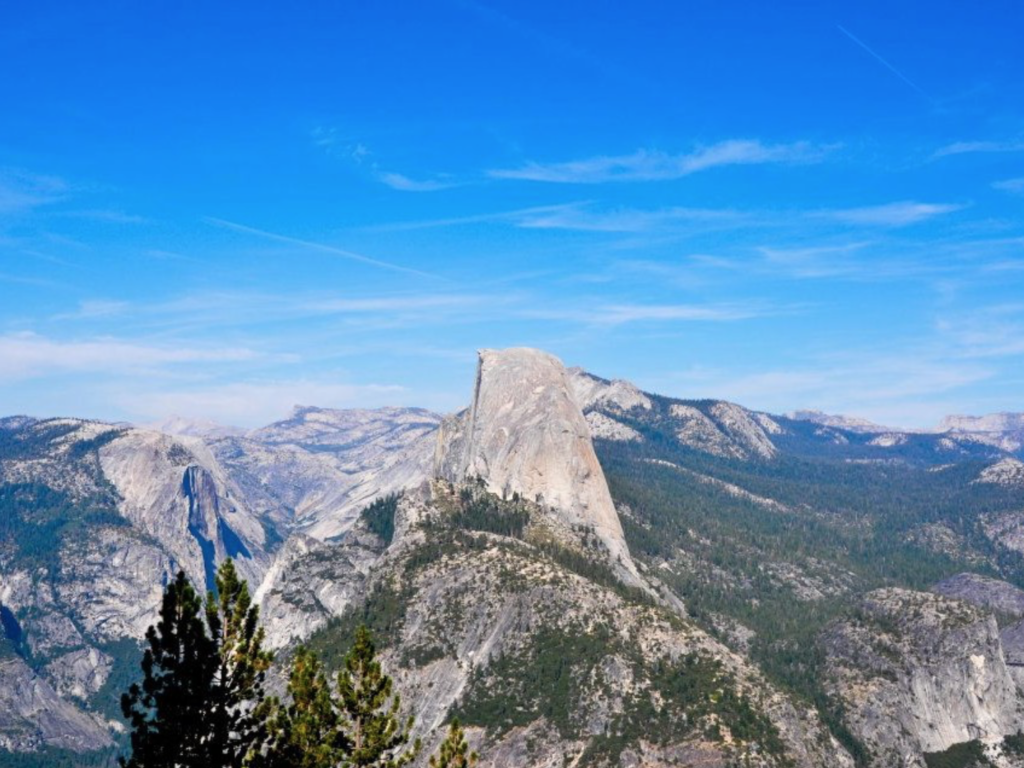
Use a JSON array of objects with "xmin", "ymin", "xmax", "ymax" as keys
[{"xmin": 1, "ymin": 1, "xmax": 1023, "ymax": 427}]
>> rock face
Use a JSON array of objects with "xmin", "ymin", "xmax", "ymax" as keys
[
  {"xmin": 254, "ymin": 527, "xmax": 385, "ymax": 649},
  {"xmin": 214, "ymin": 406, "xmax": 441, "ymax": 541},
  {"xmin": 822, "ymin": 588, "xmax": 1024, "ymax": 767},
  {"xmin": 98, "ymin": 428, "xmax": 269, "ymax": 594},
  {"xmin": 977, "ymin": 458, "xmax": 1024, "ymax": 488},
  {"xmin": 567, "ymin": 368, "xmax": 652, "ymax": 412},
  {"xmin": 940, "ymin": 413, "xmax": 1024, "ymax": 454},
  {"xmin": 933, "ymin": 573, "xmax": 1024, "ymax": 618},
  {"xmin": 138, "ymin": 415, "xmax": 246, "ymax": 439},
  {"xmin": 787, "ymin": 410, "xmax": 891, "ymax": 433},
  {"xmin": 328, "ymin": 484, "xmax": 853, "ymax": 768},
  {"xmin": 668, "ymin": 403, "xmax": 778, "ymax": 459},
  {"xmin": 434, "ymin": 348, "xmax": 635, "ymax": 574},
  {"xmin": 0, "ymin": 407, "xmax": 441, "ymax": 759},
  {"xmin": 0, "ymin": 656, "xmax": 111, "ymax": 753},
  {"xmin": 8, "ymin": 354, "xmax": 1024, "ymax": 765}
]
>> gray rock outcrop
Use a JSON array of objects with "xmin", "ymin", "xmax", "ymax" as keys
[
  {"xmin": 0, "ymin": 656, "xmax": 111, "ymax": 753},
  {"xmin": 822, "ymin": 588, "xmax": 1024, "ymax": 767},
  {"xmin": 932, "ymin": 573, "xmax": 1024, "ymax": 618},
  {"xmin": 434, "ymin": 348, "xmax": 636, "ymax": 575}
]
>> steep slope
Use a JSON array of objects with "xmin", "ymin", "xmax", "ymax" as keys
[
  {"xmin": 436, "ymin": 349, "xmax": 637, "ymax": 577},
  {"xmin": 4, "ymin": 354, "xmax": 1024, "ymax": 767},
  {"xmin": 0, "ymin": 655, "xmax": 111, "ymax": 754},
  {"xmin": 569, "ymin": 369, "xmax": 781, "ymax": 460},
  {"xmin": 309, "ymin": 480, "xmax": 853, "ymax": 768},
  {"xmin": 299, "ymin": 349, "xmax": 854, "ymax": 767},
  {"xmin": 933, "ymin": 573, "xmax": 1024, "ymax": 618},
  {"xmin": 0, "ymin": 406, "xmax": 444, "ymax": 762},
  {"xmin": 98, "ymin": 428, "xmax": 270, "ymax": 592},
  {"xmin": 573, "ymin": 368, "xmax": 1024, "ymax": 767},
  {"xmin": 821, "ymin": 588, "xmax": 1024, "ymax": 767},
  {"xmin": 212, "ymin": 405, "xmax": 441, "ymax": 540}
]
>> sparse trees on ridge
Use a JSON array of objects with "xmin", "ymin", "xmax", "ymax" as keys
[{"xmin": 428, "ymin": 720, "xmax": 478, "ymax": 768}]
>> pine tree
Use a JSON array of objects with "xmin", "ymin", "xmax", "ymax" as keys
[
  {"xmin": 120, "ymin": 570, "xmax": 217, "ymax": 768},
  {"xmin": 121, "ymin": 561, "xmax": 275, "ymax": 768},
  {"xmin": 336, "ymin": 626, "xmax": 420, "ymax": 768},
  {"xmin": 206, "ymin": 559, "xmax": 275, "ymax": 768},
  {"xmin": 264, "ymin": 647, "xmax": 343, "ymax": 768},
  {"xmin": 428, "ymin": 720, "xmax": 478, "ymax": 768}
]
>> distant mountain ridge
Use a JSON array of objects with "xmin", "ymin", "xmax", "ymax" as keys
[{"xmin": 3, "ymin": 352, "xmax": 1024, "ymax": 767}]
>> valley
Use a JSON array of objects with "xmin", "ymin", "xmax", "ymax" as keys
[{"xmin": 2, "ymin": 348, "xmax": 1024, "ymax": 767}]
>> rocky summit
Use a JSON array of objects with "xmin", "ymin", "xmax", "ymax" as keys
[
  {"xmin": 435, "ymin": 348, "xmax": 637, "ymax": 579},
  {"xmin": 4, "ymin": 347, "xmax": 1024, "ymax": 767}
]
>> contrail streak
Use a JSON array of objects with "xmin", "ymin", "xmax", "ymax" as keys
[
  {"xmin": 837, "ymin": 24, "xmax": 932, "ymax": 101},
  {"xmin": 204, "ymin": 217, "xmax": 442, "ymax": 280}
]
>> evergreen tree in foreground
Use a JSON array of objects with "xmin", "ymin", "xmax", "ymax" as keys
[
  {"xmin": 265, "ymin": 647, "xmax": 343, "ymax": 768},
  {"xmin": 121, "ymin": 561, "xmax": 275, "ymax": 768},
  {"xmin": 336, "ymin": 625, "xmax": 420, "ymax": 768},
  {"xmin": 125, "ymin": 569, "xmax": 473, "ymax": 768},
  {"xmin": 267, "ymin": 627, "xmax": 420, "ymax": 768},
  {"xmin": 207, "ymin": 560, "xmax": 275, "ymax": 768},
  {"xmin": 428, "ymin": 720, "xmax": 478, "ymax": 768},
  {"xmin": 121, "ymin": 570, "xmax": 216, "ymax": 768}
]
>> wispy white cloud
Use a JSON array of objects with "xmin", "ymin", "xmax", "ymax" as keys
[
  {"xmin": 524, "ymin": 301, "xmax": 784, "ymax": 326},
  {"xmin": 822, "ymin": 200, "xmax": 964, "ymax": 226},
  {"xmin": 938, "ymin": 304, "xmax": 1024, "ymax": 359},
  {"xmin": 993, "ymin": 177, "xmax": 1024, "ymax": 194},
  {"xmin": 366, "ymin": 202, "xmax": 746, "ymax": 234},
  {"xmin": 489, "ymin": 139, "xmax": 830, "ymax": 183},
  {"xmin": 667, "ymin": 352, "xmax": 994, "ymax": 429},
  {"xmin": 376, "ymin": 171, "xmax": 460, "ymax": 192},
  {"xmin": 0, "ymin": 271, "xmax": 64, "ymax": 288},
  {"xmin": 366, "ymin": 197, "xmax": 961, "ymax": 238},
  {"xmin": 759, "ymin": 242, "xmax": 874, "ymax": 278},
  {"xmin": 518, "ymin": 205, "xmax": 740, "ymax": 233},
  {"xmin": 40, "ymin": 290, "xmax": 511, "ymax": 340},
  {"xmin": 0, "ymin": 169, "xmax": 68, "ymax": 214},
  {"xmin": 204, "ymin": 217, "xmax": 443, "ymax": 279},
  {"xmin": 52, "ymin": 300, "xmax": 131, "ymax": 321},
  {"xmin": 932, "ymin": 138, "xmax": 1024, "ymax": 158},
  {"xmin": 57, "ymin": 209, "xmax": 149, "ymax": 224},
  {"xmin": 360, "ymin": 203, "xmax": 585, "ymax": 232},
  {"xmin": 145, "ymin": 248, "xmax": 202, "ymax": 263},
  {"xmin": 310, "ymin": 125, "xmax": 369, "ymax": 160},
  {"xmin": 0, "ymin": 332, "xmax": 259, "ymax": 382},
  {"xmin": 310, "ymin": 127, "xmax": 459, "ymax": 193},
  {"xmin": 305, "ymin": 294, "xmax": 487, "ymax": 314}
]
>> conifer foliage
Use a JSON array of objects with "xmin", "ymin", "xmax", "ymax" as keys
[
  {"xmin": 207, "ymin": 560, "xmax": 275, "ymax": 768},
  {"xmin": 266, "ymin": 627, "xmax": 420, "ymax": 768},
  {"xmin": 428, "ymin": 720, "xmax": 478, "ymax": 768},
  {"xmin": 120, "ymin": 570, "xmax": 217, "ymax": 768},
  {"xmin": 122, "ymin": 565, "xmax": 465, "ymax": 768},
  {"xmin": 336, "ymin": 626, "xmax": 420, "ymax": 768},
  {"xmin": 265, "ymin": 647, "xmax": 344, "ymax": 768},
  {"xmin": 120, "ymin": 561, "xmax": 274, "ymax": 768}
]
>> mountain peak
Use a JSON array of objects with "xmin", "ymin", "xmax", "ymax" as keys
[
  {"xmin": 139, "ymin": 414, "xmax": 246, "ymax": 439},
  {"xmin": 786, "ymin": 409, "xmax": 891, "ymax": 433},
  {"xmin": 434, "ymin": 347, "xmax": 637, "ymax": 575}
]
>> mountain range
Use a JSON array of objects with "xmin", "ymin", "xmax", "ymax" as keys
[{"xmin": 3, "ymin": 347, "xmax": 1024, "ymax": 767}]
